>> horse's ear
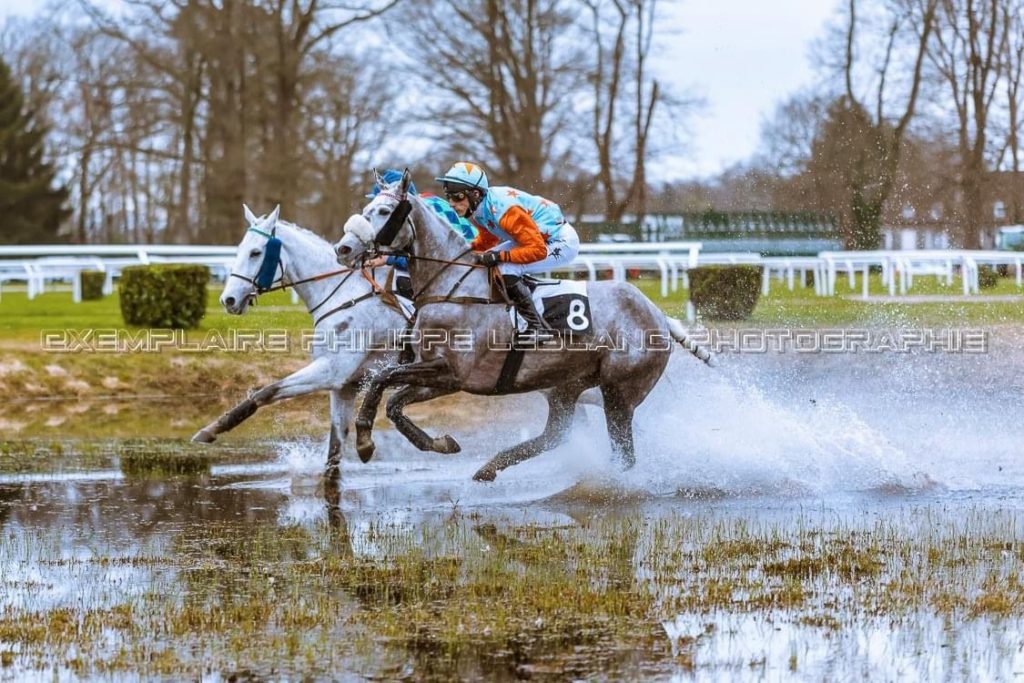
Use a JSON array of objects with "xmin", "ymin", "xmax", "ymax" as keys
[
  {"xmin": 400, "ymin": 168, "xmax": 412, "ymax": 195},
  {"xmin": 267, "ymin": 204, "xmax": 281, "ymax": 226},
  {"xmin": 243, "ymin": 204, "xmax": 258, "ymax": 225},
  {"xmin": 372, "ymin": 167, "xmax": 384, "ymax": 189}
]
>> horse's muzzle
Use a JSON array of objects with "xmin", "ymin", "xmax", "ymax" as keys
[{"xmin": 220, "ymin": 295, "xmax": 250, "ymax": 315}]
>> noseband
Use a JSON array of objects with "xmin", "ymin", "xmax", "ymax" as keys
[{"xmin": 230, "ymin": 225, "xmax": 285, "ymax": 295}]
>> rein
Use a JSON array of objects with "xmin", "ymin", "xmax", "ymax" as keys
[
  {"xmin": 312, "ymin": 268, "xmax": 407, "ymax": 326},
  {"xmin": 402, "ymin": 248, "xmax": 513, "ymax": 308},
  {"xmin": 229, "ymin": 267, "xmax": 353, "ymax": 296},
  {"xmin": 357, "ymin": 186, "xmax": 505, "ymax": 308}
]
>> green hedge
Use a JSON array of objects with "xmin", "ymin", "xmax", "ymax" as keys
[
  {"xmin": 119, "ymin": 264, "xmax": 210, "ymax": 329},
  {"xmin": 81, "ymin": 270, "xmax": 105, "ymax": 300},
  {"xmin": 689, "ymin": 265, "xmax": 762, "ymax": 320}
]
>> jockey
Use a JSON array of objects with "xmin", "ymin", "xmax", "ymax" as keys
[
  {"xmin": 363, "ymin": 169, "xmax": 477, "ymax": 276},
  {"xmin": 435, "ymin": 162, "xmax": 579, "ymax": 336}
]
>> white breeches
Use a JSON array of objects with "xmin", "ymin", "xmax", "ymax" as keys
[{"xmin": 494, "ymin": 223, "xmax": 580, "ymax": 276}]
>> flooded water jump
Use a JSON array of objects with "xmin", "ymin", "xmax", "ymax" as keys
[{"xmin": 9, "ymin": 0, "xmax": 1024, "ymax": 676}]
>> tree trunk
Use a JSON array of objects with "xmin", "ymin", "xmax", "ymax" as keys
[
  {"xmin": 961, "ymin": 152, "xmax": 986, "ymax": 248},
  {"xmin": 77, "ymin": 145, "xmax": 91, "ymax": 244}
]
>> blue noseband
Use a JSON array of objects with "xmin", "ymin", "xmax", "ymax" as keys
[{"xmin": 249, "ymin": 226, "xmax": 283, "ymax": 291}]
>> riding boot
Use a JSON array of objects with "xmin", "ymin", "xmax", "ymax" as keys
[{"xmin": 504, "ymin": 275, "xmax": 556, "ymax": 341}]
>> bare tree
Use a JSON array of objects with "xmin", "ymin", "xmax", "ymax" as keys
[
  {"xmin": 928, "ymin": 0, "xmax": 1008, "ymax": 247},
  {"xmin": 76, "ymin": 0, "xmax": 401, "ymax": 243},
  {"xmin": 755, "ymin": 89, "xmax": 830, "ymax": 178},
  {"xmin": 820, "ymin": 0, "xmax": 938, "ymax": 249},
  {"xmin": 299, "ymin": 50, "xmax": 402, "ymax": 231},
  {"xmin": 248, "ymin": 0, "xmax": 401, "ymax": 212},
  {"xmin": 999, "ymin": 0, "xmax": 1024, "ymax": 222},
  {"xmin": 391, "ymin": 0, "xmax": 583, "ymax": 189},
  {"xmin": 581, "ymin": 0, "xmax": 680, "ymax": 223}
]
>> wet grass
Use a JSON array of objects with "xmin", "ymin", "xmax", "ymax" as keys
[
  {"xmin": 1, "ymin": 508, "xmax": 1023, "ymax": 678},
  {"xmin": 119, "ymin": 441, "xmax": 212, "ymax": 478},
  {"xmin": 0, "ymin": 438, "xmax": 273, "ymax": 474}
]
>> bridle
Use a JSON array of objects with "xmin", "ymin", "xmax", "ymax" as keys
[
  {"xmin": 229, "ymin": 223, "xmax": 387, "ymax": 324},
  {"xmin": 361, "ymin": 192, "xmax": 509, "ymax": 309},
  {"xmin": 229, "ymin": 224, "xmax": 288, "ymax": 296}
]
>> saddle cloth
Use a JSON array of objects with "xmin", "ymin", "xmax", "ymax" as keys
[
  {"xmin": 391, "ymin": 271, "xmax": 594, "ymax": 336},
  {"xmin": 509, "ymin": 278, "xmax": 593, "ymax": 335}
]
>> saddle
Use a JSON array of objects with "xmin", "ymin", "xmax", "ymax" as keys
[{"xmin": 522, "ymin": 274, "xmax": 561, "ymax": 291}]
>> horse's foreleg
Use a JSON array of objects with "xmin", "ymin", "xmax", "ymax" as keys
[
  {"xmin": 385, "ymin": 385, "xmax": 461, "ymax": 454},
  {"xmin": 473, "ymin": 382, "xmax": 587, "ymax": 482},
  {"xmin": 192, "ymin": 359, "xmax": 337, "ymax": 443},
  {"xmin": 326, "ymin": 384, "xmax": 358, "ymax": 474},
  {"xmin": 355, "ymin": 358, "xmax": 455, "ymax": 464}
]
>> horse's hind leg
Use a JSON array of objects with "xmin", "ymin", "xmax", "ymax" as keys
[
  {"xmin": 192, "ymin": 358, "xmax": 337, "ymax": 443},
  {"xmin": 385, "ymin": 385, "xmax": 461, "ymax": 454},
  {"xmin": 473, "ymin": 382, "xmax": 587, "ymax": 482},
  {"xmin": 597, "ymin": 344, "xmax": 667, "ymax": 470},
  {"xmin": 600, "ymin": 386, "xmax": 636, "ymax": 470}
]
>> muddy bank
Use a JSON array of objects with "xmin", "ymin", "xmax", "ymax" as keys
[{"xmin": 0, "ymin": 346, "xmax": 541, "ymax": 439}]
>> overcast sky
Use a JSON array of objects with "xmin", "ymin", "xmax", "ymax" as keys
[
  {"xmin": 652, "ymin": 1, "xmax": 839, "ymax": 180},
  {"xmin": 1, "ymin": 0, "xmax": 839, "ymax": 182}
]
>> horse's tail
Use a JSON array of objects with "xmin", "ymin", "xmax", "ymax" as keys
[{"xmin": 666, "ymin": 316, "xmax": 714, "ymax": 366}]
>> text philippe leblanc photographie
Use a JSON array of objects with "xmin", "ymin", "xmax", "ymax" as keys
[{"xmin": 39, "ymin": 327, "xmax": 988, "ymax": 354}]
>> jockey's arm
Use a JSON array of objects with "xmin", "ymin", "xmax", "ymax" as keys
[
  {"xmin": 471, "ymin": 227, "xmax": 501, "ymax": 252},
  {"xmin": 494, "ymin": 206, "xmax": 547, "ymax": 264}
]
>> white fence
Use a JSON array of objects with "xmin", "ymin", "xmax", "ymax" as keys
[
  {"xmin": 0, "ymin": 242, "xmax": 708, "ymax": 303},
  {"xmin": 818, "ymin": 250, "xmax": 1024, "ymax": 296},
  {"xmin": 2, "ymin": 243, "xmax": 1022, "ymax": 307},
  {"xmin": 0, "ymin": 245, "xmax": 236, "ymax": 302}
]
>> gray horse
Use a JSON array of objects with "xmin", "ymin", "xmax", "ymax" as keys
[{"xmin": 334, "ymin": 170, "xmax": 711, "ymax": 482}]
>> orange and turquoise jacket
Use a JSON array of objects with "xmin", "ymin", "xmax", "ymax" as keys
[{"xmin": 469, "ymin": 187, "xmax": 566, "ymax": 264}]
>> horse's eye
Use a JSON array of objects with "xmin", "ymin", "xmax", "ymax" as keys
[
  {"xmin": 250, "ymin": 249, "xmax": 261, "ymax": 258},
  {"xmin": 378, "ymin": 207, "xmax": 391, "ymax": 217}
]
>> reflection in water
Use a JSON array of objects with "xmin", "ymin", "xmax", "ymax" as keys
[
  {"xmin": 661, "ymin": 612, "xmax": 1024, "ymax": 680},
  {"xmin": 2, "ymin": 451, "xmax": 1024, "ymax": 679}
]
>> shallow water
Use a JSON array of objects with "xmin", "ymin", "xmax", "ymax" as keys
[{"xmin": 2, "ymin": 340, "xmax": 1024, "ymax": 679}]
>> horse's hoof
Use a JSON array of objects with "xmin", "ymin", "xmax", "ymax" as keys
[
  {"xmin": 191, "ymin": 429, "xmax": 216, "ymax": 444},
  {"xmin": 472, "ymin": 466, "xmax": 496, "ymax": 482},
  {"xmin": 432, "ymin": 435, "xmax": 461, "ymax": 454},
  {"xmin": 357, "ymin": 441, "xmax": 375, "ymax": 464}
]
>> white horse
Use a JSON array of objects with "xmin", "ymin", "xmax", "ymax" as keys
[{"xmin": 190, "ymin": 205, "xmax": 449, "ymax": 473}]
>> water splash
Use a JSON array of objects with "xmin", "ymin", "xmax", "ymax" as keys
[{"xmin": 546, "ymin": 353, "xmax": 937, "ymax": 502}]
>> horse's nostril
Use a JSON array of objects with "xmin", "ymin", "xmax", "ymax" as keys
[
  {"xmin": 224, "ymin": 297, "xmax": 235, "ymax": 307},
  {"xmin": 339, "ymin": 245, "xmax": 351, "ymax": 256}
]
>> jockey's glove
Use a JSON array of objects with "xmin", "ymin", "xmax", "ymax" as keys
[{"xmin": 474, "ymin": 251, "xmax": 502, "ymax": 267}]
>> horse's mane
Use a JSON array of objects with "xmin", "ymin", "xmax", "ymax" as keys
[
  {"xmin": 275, "ymin": 219, "xmax": 332, "ymax": 249},
  {"xmin": 408, "ymin": 193, "xmax": 471, "ymax": 254}
]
